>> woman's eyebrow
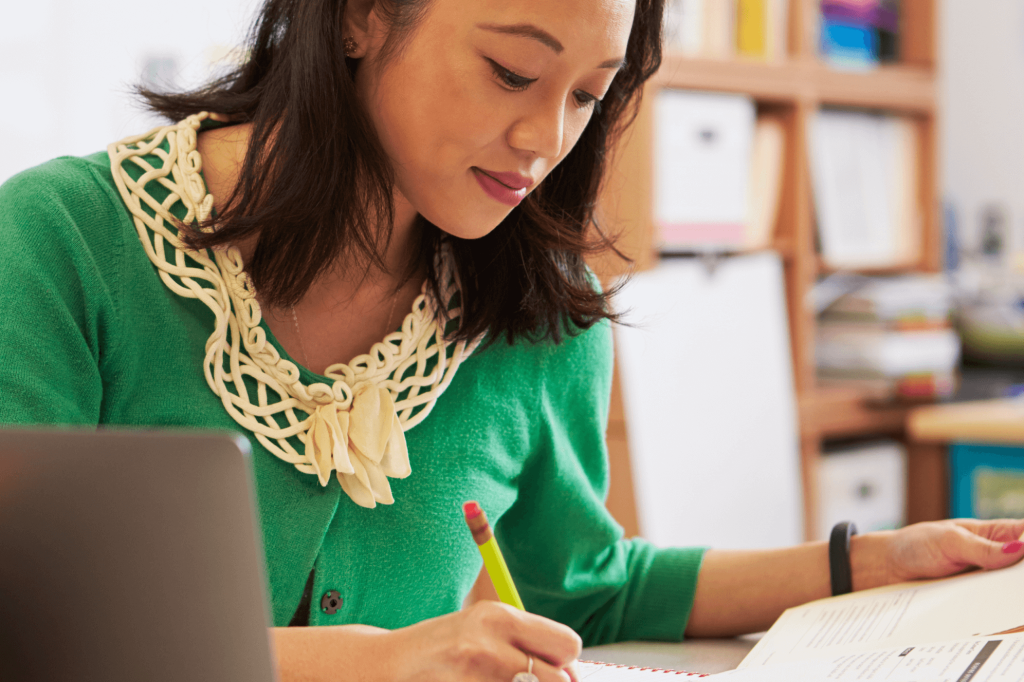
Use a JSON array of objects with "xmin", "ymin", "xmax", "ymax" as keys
[
  {"xmin": 476, "ymin": 22, "xmax": 626, "ymax": 70},
  {"xmin": 477, "ymin": 22, "xmax": 564, "ymax": 54}
]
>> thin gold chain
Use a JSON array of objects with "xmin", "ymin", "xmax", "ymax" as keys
[
  {"xmin": 290, "ymin": 287, "xmax": 401, "ymax": 370},
  {"xmin": 290, "ymin": 305, "xmax": 313, "ymax": 367}
]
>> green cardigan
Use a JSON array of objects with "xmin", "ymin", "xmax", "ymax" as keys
[{"xmin": 0, "ymin": 150, "xmax": 705, "ymax": 646}]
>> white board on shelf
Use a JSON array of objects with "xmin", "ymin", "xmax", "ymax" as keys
[{"xmin": 613, "ymin": 252, "xmax": 803, "ymax": 549}]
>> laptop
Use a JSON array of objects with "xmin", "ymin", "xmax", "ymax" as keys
[{"xmin": 0, "ymin": 428, "xmax": 278, "ymax": 682}]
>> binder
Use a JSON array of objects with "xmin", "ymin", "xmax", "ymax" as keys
[
  {"xmin": 654, "ymin": 90, "xmax": 756, "ymax": 251},
  {"xmin": 809, "ymin": 110, "xmax": 921, "ymax": 269}
]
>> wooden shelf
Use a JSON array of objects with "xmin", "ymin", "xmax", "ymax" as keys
[
  {"xmin": 654, "ymin": 56, "xmax": 810, "ymax": 103},
  {"xmin": 814, "ymin": 255, "xmax": 929, "ymax": 277},
  {"xmin": 800, "ymin": 385, "xmax": 912, "ymax": 439},
  {"xmin": 600, "ymin": 0, "xmax": 942, "ymax": 540},
  {"xmin": 813, "ymin": 64, "xmax": 936, "ymax": 113},
  {"xmin": 655, "ymin": 56, "xmax": 936, "ymax": 113}
]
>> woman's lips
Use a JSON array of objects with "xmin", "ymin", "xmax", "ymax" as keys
[{"xmin": 472, "ymin": 168, "xmax": 530, "ymax": 207}]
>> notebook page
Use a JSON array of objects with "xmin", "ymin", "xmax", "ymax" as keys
[{"xmin": 579, "ymin": 661, "xmax": 707, "ymax": 679}]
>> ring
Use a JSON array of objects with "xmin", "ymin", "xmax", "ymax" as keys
[{"xmin": 512, "ymin": 654, "xmax": 539, "ymax": 682}]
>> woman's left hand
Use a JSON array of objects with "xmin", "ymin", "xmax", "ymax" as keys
[
  {"xmin": 855, "ymin": 518, "xmax": 1024, "ymax": 590},
  {"xmin": 688, "ymin": 518, "xmax": 1024, "ymax": 638}
]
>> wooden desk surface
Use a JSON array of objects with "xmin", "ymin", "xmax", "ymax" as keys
[{"xmin": 907, "ymin": 398, "xmax": 1024, "ymax": 444}]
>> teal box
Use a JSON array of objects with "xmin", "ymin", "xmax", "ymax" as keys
[{"xmin": 950, "ymin": 443, "xmax": 1024, "ymax": 519}]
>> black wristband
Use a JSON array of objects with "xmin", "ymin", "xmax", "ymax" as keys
[{"xmin": 829, "ymin": 521, "xmax": 858, "ymax": 596}]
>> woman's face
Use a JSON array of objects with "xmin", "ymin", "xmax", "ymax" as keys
[{"xmin": 353, "ymin": 0, "xmax": 636, "ymax": 239}]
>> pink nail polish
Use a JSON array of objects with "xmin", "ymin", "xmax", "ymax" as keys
[{"xmin": 1002, "ymin": 541, "xmax": 1023, "ymax": 554}]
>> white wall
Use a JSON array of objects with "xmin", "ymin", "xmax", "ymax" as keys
[
  {"xmin": 0, "ymin": 0, "xmax": 257, "ymax": 184},
  {"xmin": 941, "ymin": 0, "xmax": 1024, "ymax": 256}
]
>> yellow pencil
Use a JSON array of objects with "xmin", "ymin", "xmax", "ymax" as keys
[{"xmin": 463, "ymin": 500, "xmax": 525, "ymax": 610}]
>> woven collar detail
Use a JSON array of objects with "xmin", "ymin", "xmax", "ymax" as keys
[{"xmin": 108, "ymin": 112, "xmax": 482, "ymax": 508}]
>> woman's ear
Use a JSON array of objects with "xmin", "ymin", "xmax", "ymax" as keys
[{"xmin": 343, "ymin": 0, "xmax": 378, "ymax": 58}]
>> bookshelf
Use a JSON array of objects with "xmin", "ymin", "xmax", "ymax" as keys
[{"xmin": 595, "ymin": 0, "xmax": 942, "ymax": 541}]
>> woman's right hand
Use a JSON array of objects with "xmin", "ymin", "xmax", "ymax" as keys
[
  {"xmin": 272, "ymin": 601, "xmax": 582, "ymax": 682},
  {"xmin": 386, "ymin": 600, "xmax": 582, "ymax": 682}
]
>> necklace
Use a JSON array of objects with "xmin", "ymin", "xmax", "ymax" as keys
[
  {"xmin": 107, "ymin": 112, "xmax": 484, "ymax": 509},
  {"xmin": 289, "ymin": 282, "xmax": 402, "ymax": 371}
]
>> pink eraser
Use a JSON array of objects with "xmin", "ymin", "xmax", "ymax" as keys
[{"xmin": 463, "ymin": 500, "xmax": 482, "ymax": 520}]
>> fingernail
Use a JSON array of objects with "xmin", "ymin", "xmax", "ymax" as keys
[{"xmin": 1002, "ymin": 541, "xmax": 1023, "ymax": 554}]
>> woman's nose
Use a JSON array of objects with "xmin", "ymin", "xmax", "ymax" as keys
[{"xmin": 507, "ymin": 96, "xmax": 565, "ymax": 160}]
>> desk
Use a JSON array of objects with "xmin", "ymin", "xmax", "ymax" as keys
[
  {"xmin": 909, "ymin": 399, "xmax": 1024, "ymax": 444},
  {"xmin": 906, "ymin": 398, "xmax": 1024, "ymax": 520},
  {"xmin": 581, "ymin": 637, "xmax": 758, "ymax": 674}
]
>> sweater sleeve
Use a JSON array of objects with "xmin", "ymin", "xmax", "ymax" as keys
[
  {"xmin": 0, "ymin": 158, "xmax": 123, "ymax": 426},
  {"xmin": 493, "ymin": 320, "xmax": 706, "ymax": 646}
]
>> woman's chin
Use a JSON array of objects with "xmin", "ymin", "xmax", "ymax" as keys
[{"xmin": 427, "ymin": 209, "xmax": 509, "ymax": 241}]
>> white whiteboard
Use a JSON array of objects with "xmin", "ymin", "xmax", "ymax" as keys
[{"xmin": 613, "ymin": 253, "xmax": 803, "ymax": 549}]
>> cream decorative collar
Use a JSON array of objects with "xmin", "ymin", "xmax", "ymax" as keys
[{"xmin": 108, "ymin": 112, "xmax": 482, "ymax": 508}]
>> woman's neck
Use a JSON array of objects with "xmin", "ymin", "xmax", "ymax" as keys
[
  {"xmin": 195, "ymin": 120, "xmax": 429, "ymax": 373},
  {"xmin": 196, "ymin": 121, "xmax": 422, "ymax": 304}
]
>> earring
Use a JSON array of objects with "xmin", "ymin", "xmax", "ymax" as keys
[{"xmin": 343, "ymin": 36, "xmax": 358, "ymax": 57}]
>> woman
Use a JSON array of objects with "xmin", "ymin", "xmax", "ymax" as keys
[{"xmin": 0, "ymin": 0, "xmax": 1022, "ymax": 680}]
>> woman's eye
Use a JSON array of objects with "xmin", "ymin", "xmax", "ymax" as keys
[
  {"xmin": 486, "ymin": 58, "xmax": 536, "ymax": 92},
  {"xmin": 574, "ymin": 90, "xmax": 603, "ymax": 113}
]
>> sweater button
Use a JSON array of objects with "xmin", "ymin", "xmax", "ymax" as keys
[{"xmin": 320, "ymin": 590, "xmax": 342, "ymax": 614}]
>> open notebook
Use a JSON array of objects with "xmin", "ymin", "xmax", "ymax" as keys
[{"xmin": 580, "ymin": 661, "xmax": 707, "ymax": 679}]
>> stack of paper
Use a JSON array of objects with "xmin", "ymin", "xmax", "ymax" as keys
[
  {"xmin": 816, "ymin": 275, "xmax": 960, "ymax": 399},
  {"xmin": 822, "ymin": 274, "xmax": 954, "ymax": 325}
]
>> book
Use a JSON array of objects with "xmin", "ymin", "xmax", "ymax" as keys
[
  {"xmin": 703, "ymin": 0, "xmax": 737, "ymax": 59},
  {"xmin": 876, "ymin": 0, "xmax": 901, "ymax": 62},
  {"xmin": 736, "ymin": 0, "xmax": 768, "ymax": 58},
  {"xmin": 580, "ymin": 661, "xmax": 706, "ymax": 679},
  {"xmin": 730, "ymin": 558, "xmax": 1024, "ymax": 680},
  {"xmin": 745, "ymin": 113, "xmax": 786, "ymax": 249},
  {"xmin": 819, "ymin": 0, "xmax": 879, "ymax": 69},
  {"xmin": 764, "ymin": 0, "xmax": 790, "ymax": 61},
  {"xmin": 818, "ymin": 0, "xmax": 902, "ymax": 68}
]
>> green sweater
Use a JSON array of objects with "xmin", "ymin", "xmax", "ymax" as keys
[{"xmin": 0, "ymin": 149, "xmax": 705, "ymax": 645}]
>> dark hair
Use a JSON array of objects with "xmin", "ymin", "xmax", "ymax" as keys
[{"xmin": 140, "ymin": 0, "xmax": 664, "ymax": 344}]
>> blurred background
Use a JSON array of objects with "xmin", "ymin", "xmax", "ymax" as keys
[{"xmin": 4, "ymin": 0, "xmax": 1024, "ymax": 549}]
